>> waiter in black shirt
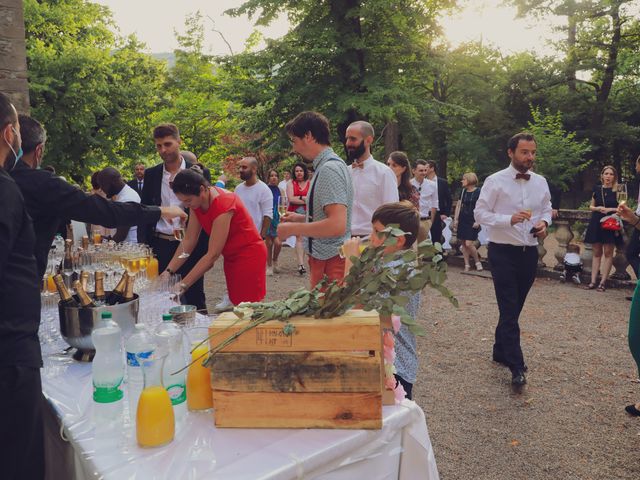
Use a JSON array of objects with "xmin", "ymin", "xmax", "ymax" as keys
[
  {"xmin": 12, "ymin": 115, "xmax": 187, "ymax": 279},
  {"xmin": 0, "ymin": 93, "xmax": 44, "ymax": 479}
]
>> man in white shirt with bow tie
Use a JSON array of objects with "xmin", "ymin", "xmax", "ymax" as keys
[
  {"xmin": 474, "ymin": 132, "xmax": 552, "ymax": 389},
  {"xmin": 346, "ymin": 121, "xmax": 398, "ymax": 237}
]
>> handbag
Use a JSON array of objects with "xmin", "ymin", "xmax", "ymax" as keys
[
  {"xmin": 599, "ymin": 187, "xmax": 622, "ymax": 231},
  {"xmin": 600, "ymin": 214, "xmax": 622, "ymax": 231}
]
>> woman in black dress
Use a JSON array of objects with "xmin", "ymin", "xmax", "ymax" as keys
[
  {"xmin": 583, "ymin": 165, "xmax": 622, "ymax": 291},
  {"xmin": 453, "ymin": 172, "xmax": 482, "ymax": 271}
]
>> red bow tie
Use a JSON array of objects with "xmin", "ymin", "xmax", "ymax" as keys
[
  {"xmin": 351, "ymin": 161, "xmax": 364, "ymax": 169},
  {"xmin": 515, "ymin": 173, "xmax": 531, "ymax": 181}
]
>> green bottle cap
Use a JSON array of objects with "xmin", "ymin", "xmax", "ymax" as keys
[
  {"xmin": 162, "ymin": 314, "xmax": 173, "ymax": 321},
  {"xmin": 101, "ymin": 311, "xmax": 112, "ymax": 319}
]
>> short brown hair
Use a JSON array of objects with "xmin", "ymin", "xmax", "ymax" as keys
[
  {"xmin": 372, "ymin": 201, "xmax": 420, "ymax": 249},
  {"xmin": 153, "ymin": 123, "xmax": 180, "ymax": 140},
  {"xmin": 285, "ymin": 111, "xmax": 331, "ymax": 145},
  {"xmin": 507, "ymin": 132, "xmax": 536, "ymax": 152}
]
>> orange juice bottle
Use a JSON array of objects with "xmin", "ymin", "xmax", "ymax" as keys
[
  {"xmin": 186, "ymin": 344, "xmax": 213, "ymax": 411},
  {"xmin": 147, "ymin": 255, "xmax": 159, "ymax": 279},
  {"xmin": 47, "ymin": 274, "xmax": 57, "ymax": 293},
  {"xmin": 136, "ymin": 354, "xmax": 175, "ymax": 448}
]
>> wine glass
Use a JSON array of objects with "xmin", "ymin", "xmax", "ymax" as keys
[
  {"xmin": 278, "ymin": 195, "xmax": 289, "ymax": 220},
  {"xmin": 173, "ymin": 218, "xmax": 190, "ymax": 259},
  {"xmin": 616, "ymin": 182, "xmax": 628, "ymax": 206}
]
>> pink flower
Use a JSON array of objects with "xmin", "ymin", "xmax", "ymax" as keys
[
  {"xmin": 383, "ymin": 331, "xmax": 395, "ymax": 349},
  {"xmin": 394, "ymin": 382, "xmax": 407, "ymax": 404},
  {"xmin": 391, "ymin": 314, "xmax": 401, "ymax": 334},
  {"xmin": 384, "ymin": 375, "xmax": 397, "ymax": 390},
  {"xmin": 383, "ymin": 344, "xmax": 395, "ymax": 363}
]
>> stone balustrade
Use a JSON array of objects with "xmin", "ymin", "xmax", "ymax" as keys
[{"xmin": 450, "ymin": 205, "xmax": 635, "ymax": 286}]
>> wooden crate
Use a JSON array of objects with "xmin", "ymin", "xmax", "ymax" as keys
[{"xmin": 209, "ymin": 309, "xmax": 382, "ymax": 429}]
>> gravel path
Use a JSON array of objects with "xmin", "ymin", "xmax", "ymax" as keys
[{"xmin": 204, "ymin": 247, "xmax": 640, "ymax": 479}]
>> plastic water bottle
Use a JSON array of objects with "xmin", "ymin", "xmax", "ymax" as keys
[
  {"xmin": 155, "ymin": 314, "xmax": 187, "ymax": 422},
  {"xmin": 125, "ymin": 324, "xmax": 155, "ymax": 419},
  {"xmin": 91, "ymin": 311, "xmax": 125, "ymax": 423}
]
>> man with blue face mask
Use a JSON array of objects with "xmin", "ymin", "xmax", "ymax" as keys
[{"xmin": 0, "ymin": 92, "xmax": 45, "ymax": 480}]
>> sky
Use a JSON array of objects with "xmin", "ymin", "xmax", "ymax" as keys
[{"xmin": 95, "ymin": 0, "xmax": 564, "ymax": 56}]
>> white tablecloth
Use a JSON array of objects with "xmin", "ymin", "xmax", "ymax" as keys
[{"xmin": 41, "ymin": 302, "xmax": 439, "ymax": 480}]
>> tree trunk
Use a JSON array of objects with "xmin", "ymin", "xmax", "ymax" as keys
[
  {"xmin": 383, "ymin": 121, "xmax": 399, "ymax": 160},
  {"xmin": 0, "ymin": 0, "xmax": 29, "ymax": 113},
  {"xmin": 589, "ymin": 4, "xmax": 622, "ymax": 164},
  {"xmin": 566, "ymin": 7, "xmax": 577, "ymax": 92}
]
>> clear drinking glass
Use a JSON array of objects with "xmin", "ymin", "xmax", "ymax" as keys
[{"xmin": 173, "ymin": 218, "xmax": 190, "ymax": 259}]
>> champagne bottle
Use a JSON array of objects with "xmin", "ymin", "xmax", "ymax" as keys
[
  {"xmin": 122, "ymin": 273, "xmax": 135, "ymax": 303},
  {"xmin": 54, "ymin": 274, "xmax": 79, "ymax": 307},
  {"xmin": 80, "ymin": 271, "xmax": 89, "ymax": 292},
  {"xmin": 73, "ymin": 280, "xmax": 96, "ymax": 308},
  {"xmin": 62, "ymin": 239, "xmax": 74, "ymax": 272},
  {"xmin": 94, "ymin": 271, "xmax": 106, "ymax": 305},
  {"xmin": 107, "ymin": 272, "xmax": 128, "ymax": 305}
]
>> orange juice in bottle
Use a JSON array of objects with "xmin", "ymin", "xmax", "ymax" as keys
[
  {"xmin": 147, "ymin": 255, "xmax": 159, "ymax": 279},
  {"xmin": 47, "ymin": 274, "xmax": 57, "ymax": 293},
  {"xmin": 186, "ymin": 344, "xmax": 213, "ymax": 411},
  {"xmin": 136, "ymin": 353, "xmax": 174, "ymax": 448}
]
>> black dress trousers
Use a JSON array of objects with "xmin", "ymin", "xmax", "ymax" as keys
[
  {"xmin": 488, "ymin": 242, "xmax": 538, "ymax": 371},
  {"xmin": 151, "ymin": 230, "xmax": 209, "ymax": 312}
]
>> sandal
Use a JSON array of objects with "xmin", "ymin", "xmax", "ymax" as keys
[
  {"xmin": 596, "ymin": 283, "xmax": 606, "ymax": 292},
  {"xmin": 584, "ymin": 283, "xmax": 597, "ymax": 290},
  {"xmin": 298, "ymin": 265, "xmax": 306, "ymax": 276},
  {"xmin": 464, "ymin": 264, "xmax": 471, "ymax": 272}
]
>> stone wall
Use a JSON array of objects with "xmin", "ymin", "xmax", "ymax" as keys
[{"xmin": 0, "ymin": 0, "xmax": 30, "ymax": 112}]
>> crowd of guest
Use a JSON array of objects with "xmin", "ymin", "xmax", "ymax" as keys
[{"xmin": 4, "ymin": 90, "xmax": 640, "ymax": 478}]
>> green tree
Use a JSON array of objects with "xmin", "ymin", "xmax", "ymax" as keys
[
  {"xmin": 527, "ymin": 106, "xmax": 591, "ymax": 192},
  {"xmin": 24, "ymin": 0, "xmax": 166, "ymax": 182},
  {"xmin": 220, "ymin": 0, "xmax": 455, "ymax": 164},
  {"xmin": 152, "ymin": 13, "xmax": 236, "ymax": 175}
]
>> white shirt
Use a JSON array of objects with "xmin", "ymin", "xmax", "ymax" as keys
[
  {"xmin": 563, "ymin": 252, "xmax": 582, "ymax": 266},
  {"xmin": 234, "ymin": 180, "xmax": 273, "ymax": 233},
  {"xmin": 349, "ymin": 156, "xmax": 399, "ymax": 235},
  {"xmin": 474, "ymin": 164, "xmax": 552, "ymax": 247},
  {"xmin": 278, "ymin": 179, "xmax": 290, "ymax": 197},
  {"xmin": 636, "ymin": 186, "xmax": 640, "ymax": 216},
  {"xmin": 156, "ymin": 158, "xmax": 186, "ymax": 235},
  {"xmin": 114, "ymin": 184, "xmax": 140, "ymax": 243},
  {"xmin": 410, "ymin": 177, "xmax": 439, "ymax": 219}
]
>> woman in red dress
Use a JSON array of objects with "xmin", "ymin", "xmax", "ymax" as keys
[
  {"xmin": 286, "ymin": 162, "xmax": 310, "ymax": 275},
  {"xmin": 162, "ymin": 167, "xmax": 266, "ymax": 305}
]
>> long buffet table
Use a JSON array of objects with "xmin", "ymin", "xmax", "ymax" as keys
[{"xmin": 40, "ymin": 305, "xmax": 440, "ymax": 479}]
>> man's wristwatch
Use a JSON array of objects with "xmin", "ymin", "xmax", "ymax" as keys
[{"xmin": 166, "ymin": 268, "xmax": 175, "ymax": 275}]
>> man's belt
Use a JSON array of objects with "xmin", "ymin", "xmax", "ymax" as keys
[
  {"xmin": 420, "ymin": 216, "xmax": 429, "ymax": 221},
  {"xmin": 154, "ymin": 232, "xmax": 178, "ymax": 241}
]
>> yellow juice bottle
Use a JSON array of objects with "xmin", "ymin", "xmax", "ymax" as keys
[
  {"xmin": 47, "ymin": 274, "xmax": 57, "ymax": 293},
  {"xmin": 186, "ymin": 344, "xmax": 213, "ymax": 411},
  {"xmin": 147, "ymin": 256, "xmax": 159, "ymax": 279},
  {"xmin": 136, "ymin": 385, "xmax": 175, "ymax": 448}
]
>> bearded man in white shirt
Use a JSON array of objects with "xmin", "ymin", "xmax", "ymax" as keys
[
  {"xmin": 346, "ymin": 121, "xmax": 398, "ymax": 236},
  {"xmin": 474, "ymin": 132, "xmax": 552, "ymax": 389}
]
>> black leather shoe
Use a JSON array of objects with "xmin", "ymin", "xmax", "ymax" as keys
[
  {"xmin": 511, "ymin": 370, "xmax": 527, "ymax": 387},
  {"xmin": 625, "ymin": 404, "xmax": 640, "ymax": 416}
]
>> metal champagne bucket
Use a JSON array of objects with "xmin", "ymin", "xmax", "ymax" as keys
[{"xmin": 58, "ymin": 293, "xmax": 139, "ymax": 361}]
